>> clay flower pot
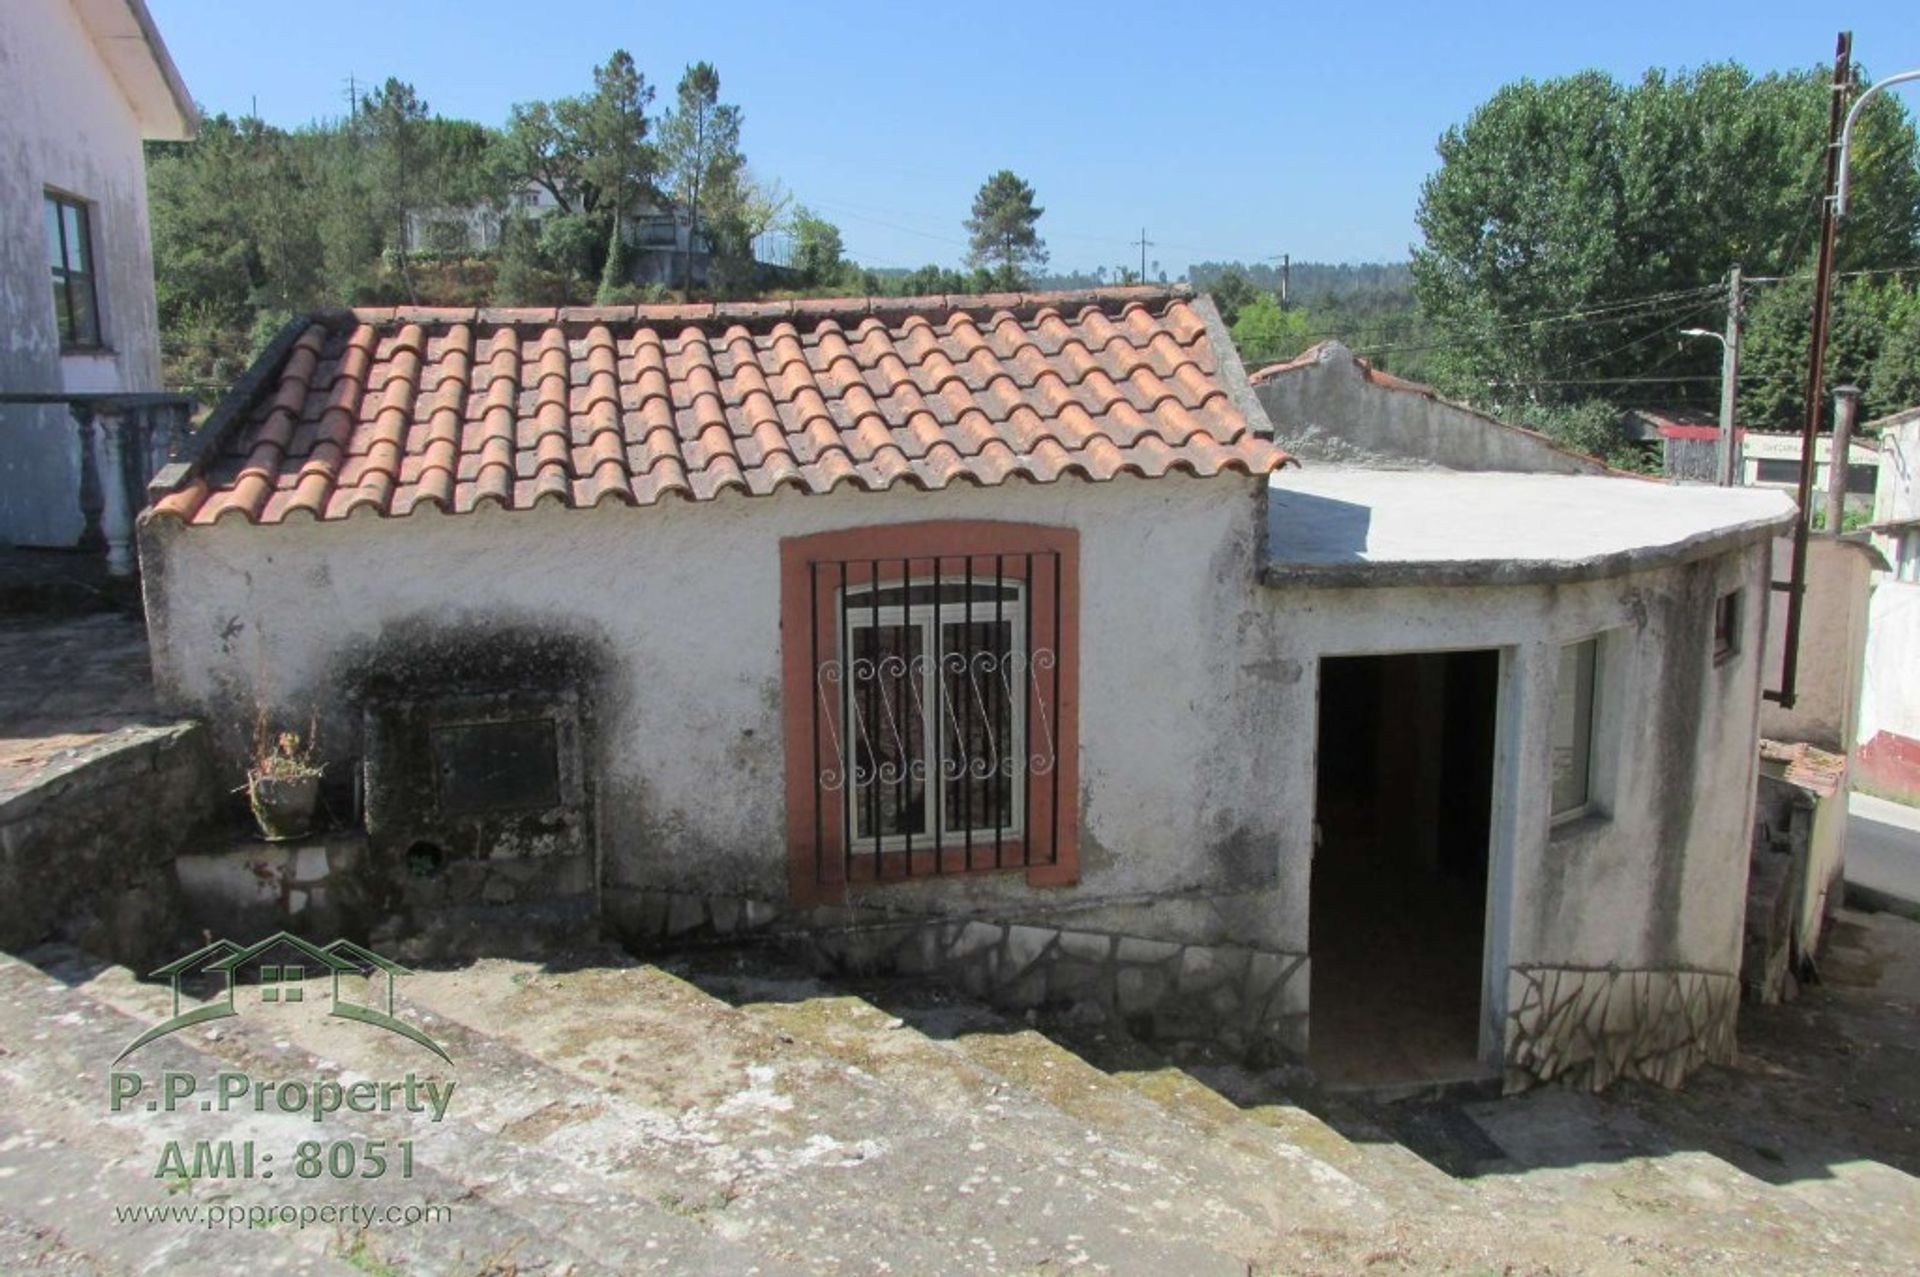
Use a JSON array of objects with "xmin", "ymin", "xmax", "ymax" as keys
[{"xmin": 249, "ymin": 771, "xmax": 321, "ymax": 841}]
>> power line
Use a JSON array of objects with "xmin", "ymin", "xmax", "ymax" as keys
[
  {"xmin": 1344, "ymin": 289, "xmax": 1725, "ymax": 358},
  {"xmin": 1483, "ymin": 374, "xmax": 1734, "ymax": 387},
  {"xmin": 1745, "ymin": 262, "xmax": 1920, "ymax": 284}
]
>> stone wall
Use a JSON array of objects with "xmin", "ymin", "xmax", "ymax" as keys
[
  {"xmin": 0, "ymin": 723, "xmax": 214, "ymax": 965},
  {"xmin": 611, "ymin": 887, "xmax": 1309, "ymax": 1061},
  {"xmin": 1504, "ymin": 965, "xmax": 1739, "ymax": 1091}
]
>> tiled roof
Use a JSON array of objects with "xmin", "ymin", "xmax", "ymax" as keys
[{"xmin": 148, "ymin": 289, "xmax": 1288, "ymax": 527}]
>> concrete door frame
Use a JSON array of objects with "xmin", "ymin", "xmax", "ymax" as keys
[{"xmin": 1304, "ymin": 642, "xmax": 1519, "ymax": 1080}]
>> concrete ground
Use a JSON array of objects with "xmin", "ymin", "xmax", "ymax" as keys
[
  {"xmin": 1850, "ymin": 790, "xmax": 1920, "ymax": 910},
  {"xmin": 2, "ymin": 906, "xmax": 1917, "ymax": 1274},
  {"xmin": 0, "ymin": 612, "xmax": 163, "ymax": 803}
]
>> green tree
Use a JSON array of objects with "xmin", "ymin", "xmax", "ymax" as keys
[
  {"xmin": 1740, "ymin": 275, "xmax": 1916, "ymax": 426},
  {"xmin": 965, "ymin": 170, "xmax": 1047, "ymax": 287},
  {"xmin": 1869, "ymin": 290, "xmax": 1920, "ymax": 416},
  {"xmin": 1229, "ymin": 294, "xmax": 1314, "ymax": 366},
  {"xmin": 1207, "ymin": 268, "xmax": 1259, "ymax": 326},
  {"xmin": 357, "ymin": 78, "xmax": 431, "ymax": 300},
  {"xmin": 1413, "ymin": 63, "xmax": 1920, "ymax": 411},
  {"xmin": 659, "ymin": 61, "xmax": 743, "ymax": 294},
  {"xmin": 791, "ymin": 206, "xmax": 846, "ymax": 287},
  {"xmin": 577, "ymin": 51, "xmax": 657, "ymax": 300}
]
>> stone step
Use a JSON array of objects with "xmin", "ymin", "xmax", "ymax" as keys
[
  {"xmin": 392, "ymin": 950, "xmax": 1264, "ymax": 1275},
  {"xmin": 697, "ymin": 959, "xmax": 1394, "ymax": 1256},
  {"xmin": 0, "ymin": 949, "xmax": 776, "ymax": 1276},
  {"xmin": 0, "ymin": 1078, "xmax": 362, "ymax": 1276}
]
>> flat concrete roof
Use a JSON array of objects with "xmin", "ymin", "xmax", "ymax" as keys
[{"xmin": 1264, "ymin": 468, "xmax": 1797, "ymax": 588}]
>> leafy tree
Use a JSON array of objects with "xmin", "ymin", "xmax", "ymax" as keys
[
  {"xmin": 576, "ymin": 51, "xmax": 657, "ymax": 300},
  {"xmin": 1413, "ymin": 63, "xmax": 1920, "ymax": 412},
  {"xmin": 1870, "ymin": 291, "xmax": 1920, "ymax": 416},
  {"xmin": 1521, "ymin": 399, "xmax": 1654, "ymax": 471},
  {"xmin": 659, "ymin": 61, "xmax": 743, "ymax": 293},
  {"xmin": 703, "ymin": 168, "xmax": 787, "ymax": 298},
  {"xmin": 355, "ymin": 78, "xmax": 431, "ymax": 300},
  {"xmin": 496, "ymin": 100, "xmax": 589, "ymax": 213},
  {"xmin": 1229, "ymin": 294, "xmax": 1314, "ymax": 366},
  {"xmin": 791, "ymin": 206, "xmax": 846, "ymax": 287},
  {"xmin": 1207, "ymin": 269, "xmax": 1259, "ymax": 326},
  {"xmin": 965, "ymin": 170, "xmax": 1047, "ymax": 286},
  {"xmin": 1739, "ymin": 274, "xmax": 1916, "ymax": 426}
]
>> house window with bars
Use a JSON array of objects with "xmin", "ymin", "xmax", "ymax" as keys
[{"xmin": 781, "ymin": 522, "xmax": 1080, "ymax": 903}]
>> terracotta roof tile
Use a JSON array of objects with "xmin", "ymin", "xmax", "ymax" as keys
[{"xmin": 149, "ymin": 289, "xmax": 1289, "ymax": 527}]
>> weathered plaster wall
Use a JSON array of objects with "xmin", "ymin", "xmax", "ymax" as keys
[
  {"xmin": 0, "ymin": 0, "xmax": 167, "ymax": 545},
  {"xmin": 145, "ymin": 468, "xmax": 1776, "ymax": 1085},
  {"xmin": 1252, "ymin": 343, "xmax": 1607, "ymax": 475},
  {"xmin": 1760, "ymin": 535, "xmax": 1876, "ymax": 753},
  {"xmin": 142, "ymin": 474, "xmax": 1292, "ymax": 950},
  {"xmin": 1859, "ymin": 417, "xmax": 1920, "ymax": 802},
  {"xmin": 1253, "ymin": 535, "xmax": 1773, "ymax": 1084}
]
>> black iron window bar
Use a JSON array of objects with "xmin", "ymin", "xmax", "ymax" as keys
[{"xmin": 809, "ymin": 553, "xmax": 1062, "ymax": 884}]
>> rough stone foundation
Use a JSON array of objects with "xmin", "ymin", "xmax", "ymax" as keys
[
  {"xmin": 1505, "ymin": 965, "xmax": 1739, "ymax": 1091},
  {"xmin": 0, "ymin": 722, "xmax": 213, "ymax": 964},
  {"xmin": 609, "ymin": 887, "xmax": 1309, "ymax": 1060}
]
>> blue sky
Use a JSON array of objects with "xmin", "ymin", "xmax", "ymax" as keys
[{"xmin": 147, "ymin": 1, "xmax": 1920, "ymax": 275}]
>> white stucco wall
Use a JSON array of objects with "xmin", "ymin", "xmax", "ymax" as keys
[
  {"xmin": 147, "ymin": 463, "xmax": 1778, "ymax": 1070},
  {"xmin": 1253, "ymin": 535, "xmax": 1773, "ymax": 1055},
  {"xmin": 143, "ymin": 474, "xmax": 1294, "ymax": 945},
  {"xmin": 1858, "ymin": 417, "xmax": 1920, "ymax": 802},
  {"xmin": 0, "ymin": 0, "xmax": 169, "ymax": 544}
]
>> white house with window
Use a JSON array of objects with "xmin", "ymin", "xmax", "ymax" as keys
[
  {"xmin": 0, "ymin": 0, "xmax": 196, "ymax": 554},
  {"xmin": 138, "ymin": 289, "xmax": 1792, "ymax": 1094}
]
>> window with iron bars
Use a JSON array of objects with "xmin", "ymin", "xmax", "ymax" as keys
[{"xmin": 781, "ymin": 522, "xmax": 1080, "ymax": 903}]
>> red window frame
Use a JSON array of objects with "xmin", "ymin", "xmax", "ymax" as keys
[{"xmin": 780, "ymin": 520, "xmax": 1081, "ymax": 906}]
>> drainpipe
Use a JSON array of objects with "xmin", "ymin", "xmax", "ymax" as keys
[{"xmin": 1827, "ymin": 385, "xmax": 1861, "ymax": 536}]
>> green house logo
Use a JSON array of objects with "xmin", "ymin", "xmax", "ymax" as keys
[{"xmin": 116, "ymin": 932, "xmax": 451, "ymax": 1064}]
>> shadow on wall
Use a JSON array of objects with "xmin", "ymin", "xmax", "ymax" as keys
[{"xmin": 1265, "ymin": 490, "xmax": 1373, "ymax": 564}]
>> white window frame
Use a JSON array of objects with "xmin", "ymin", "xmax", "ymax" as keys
[
  {"xmin": 1550, "ymin": 636, "xmax": 1600, "ymax": 825},
  {"xmin": 839, "ymin": 579, "xmax": 1028, "ymax": 848}
]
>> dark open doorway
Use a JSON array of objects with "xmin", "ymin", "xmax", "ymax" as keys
[{"xmin": 1310, "ymin": 649, "xmax": 1500, "ymax": 1090}]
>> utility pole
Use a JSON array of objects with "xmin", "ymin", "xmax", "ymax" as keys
[
  {"xmin": 1716, "ymin": 264, "xmax": 1742, "ymax": 486},
  {"xmin": 1828, "ymin": 385, "xmax": 1862, "ymax": 534},
  {"xmin": 1280, "ymin": 253, "xmax": 1290, "ymax": 307},
  {"xmin": 1771, "ymin": 30, "xmax": 1852, "ymax": 709},
  {"xmin": 1134, "ymin": 228, "xmax": 1152, "ymax": 283},
  {"xmin": 344, "ymin": 74, "xmax": 359, "ymax": 120}
]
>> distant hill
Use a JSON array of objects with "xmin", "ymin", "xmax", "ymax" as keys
[{"xmin": 1187, "ymin": 260, "xmax": 1413, "ymax": 304}]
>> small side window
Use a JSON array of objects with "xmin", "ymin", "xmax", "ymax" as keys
[
  {"xmin": 1550, "ymin": 637, "xmax": 1599, "ymax": 822},
  {"xmin": 1713, "ymin": 590, "xmax": 1742, "ymax": 665}
]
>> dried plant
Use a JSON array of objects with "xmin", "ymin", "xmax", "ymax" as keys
[{"xmin": 248, "ymin": 709, "xmax": 323, "ymax": 783}]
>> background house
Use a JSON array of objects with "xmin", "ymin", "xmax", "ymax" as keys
[
  {"xmin": 1859, "ymin": 404, "xmax": 1920, "ymax": 804},
  {"xmin": 0, "ymin": 0, "xmax": 197, "ymax": 573},
  {"xmin": 401, "ymin": 184, "xmax": 773, "ymax": 292},
  {"xmin": 1624, "ymin": 409, "xmax": 1882, "ymax": 515}
]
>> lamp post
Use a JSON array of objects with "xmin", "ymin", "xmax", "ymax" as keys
[
  {"xmin": 1835, "ymin": 69, "xmax": 1920, "ymax": 218},
  {"xmin": 1681, "ymin": 311, "xmax": 1740, "ymax": 487}
]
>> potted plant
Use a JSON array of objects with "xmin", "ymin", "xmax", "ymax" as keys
[{"xmin": 247, "ymin": 719, "xmax": 323, "ymax": 841}]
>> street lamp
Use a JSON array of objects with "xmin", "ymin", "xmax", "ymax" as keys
[
  {"xmin": 1836, "ymin": 69, "xmax": 1920, "ymax": 218},
  {"xmin": 1679, "ymin": 323, "xmax": 1739, "ymax": 487}
]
